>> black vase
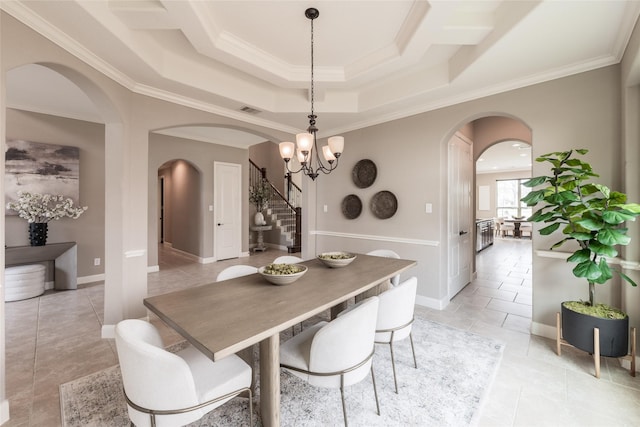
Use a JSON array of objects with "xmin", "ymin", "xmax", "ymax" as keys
[
  {"xmin": 28, "ymin": 222, "xmax": 48, "ymax": 246},
  {"xmin": 561, "ymin": 303, "xmax": 629, "ymax": 357}
]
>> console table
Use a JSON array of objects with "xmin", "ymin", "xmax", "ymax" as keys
[
  {"xmin": 250, "ymin": 225, "xmax": 272, "ymax": 252},
  {"xmin": 5, "ymin": 242, "xmax": 77, "ymax": 290}
]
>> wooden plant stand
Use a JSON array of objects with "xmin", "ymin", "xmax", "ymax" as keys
[{"xmin": 556, "ymin": 312, "xmax": 636, "ymax": 378}]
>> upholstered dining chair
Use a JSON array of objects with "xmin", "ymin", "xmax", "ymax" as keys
[
  {"xmin": 114, "ymin": 319, "xmax": 253, "ymax": 427},
  {"xmin": 280, "ymin": 297, "xmax": 381, "ymax": 426},
  {"xmin": 216, "ymin": 265, "xmax": 258, "ymax": 281},
  {"xmin": 520, "ymin": 222, "xmax": 533, "ymax": 238},
  {"xmin": 366, "ymin": 249, "xmax": 401, "ymax": 286},
  {"xmin": 375, "ymin": 276, "xmax": 418, "ymax": 394},
  {"xmin": 273, "ymin": 255, "xmax": 305, "ymax": 335},
  {"xmin": 500, "ymin": 219, "xmax": 515, "ymax": 237},
  {"xmin": 273, "ymin": 255, "xmax": 304, "ymax": 264},
  {"xmin": 215, "ymin": 264, "xmax": 259, "ymax": 386}
]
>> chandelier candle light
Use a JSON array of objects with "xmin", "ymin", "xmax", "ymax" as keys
[{"xmin": 279, "ymin": 8, "xmax": 344, "ymax": 181}]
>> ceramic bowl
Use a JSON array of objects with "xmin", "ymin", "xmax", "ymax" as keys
[
  {"xmin": 317, "ymin": 252, "xmax": 357, "ymax": 268},
  {"xmin": 258, "ymin": 264, "xmax": 307, "ymax": 286}
]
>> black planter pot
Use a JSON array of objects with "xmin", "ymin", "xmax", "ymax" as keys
[
  {"xmin": 28, "ymin": 222, "xmax": 48, "ymax": 246},
  {"xmin": 561, "ymin": 302, "xmax": 629, "ymax": 357}
]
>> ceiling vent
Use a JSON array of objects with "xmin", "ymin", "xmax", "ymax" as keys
[{"xmin": 240, "ymin": 106, "xmax": 261, "ymax": 115}]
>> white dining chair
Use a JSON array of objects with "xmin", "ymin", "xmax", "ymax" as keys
[
  {"xmin": 367, "ymin": 249, "xmax": 401, "ymax": 286},
  {"xmin": 216, "ymin": 265, "xmax": 258, "ymax": 281},
  {"xmin": 375, "ymin": 276, "xmax": 418, "ymax": 394},
  {"xmin": 273, "ymin": 255, "xmax": 304, "ymax": 264},
  {"xmin": 501, "ymin": 219, "xmax": 515, "ymax": 237},
  {"xmin": 280, "ymin": 297, "xmax": 381, "ymax": 426},
  {"xmin": 520, "ymin": 222, "xmax": 533, "ymax": 238},
  {"xmin": 115, "ymin": 319, "xmax": 253, "ymax": 427}
]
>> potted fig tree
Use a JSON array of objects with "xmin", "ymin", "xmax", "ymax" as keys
[{"xmin": 522, "ymin": 149, "xmax": 640, "ymax": 357}]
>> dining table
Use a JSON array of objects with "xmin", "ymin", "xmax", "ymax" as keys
[
  {"xmin": 143, "ymin": 253, "xmax": 416, "ymax": 427},
  {"xmin": 503, "ymin": 218, "xmax": 526, "ymax": 238}
]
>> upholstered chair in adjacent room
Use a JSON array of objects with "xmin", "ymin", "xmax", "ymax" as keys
[
  {"xmin": 114, "ymin": 319, "xmax": 253, "ymax": 427},
  {"xmin": 216, "ymin": 265, "xmax": 258, "ymax": 281},
  {"xmin": 375, "ymin": 276, "xmax": 418, "ymax": 394},
  {"xmin": 280, "ymin": 297, "xmax": 381, "ymax": 426},
  {"xmin": 501, "ymin": 220, "xmax": 515, "ymax": 237},
  {"xmin": 520, "ymin": 222, "xmax": 533, "ymax": 238}
]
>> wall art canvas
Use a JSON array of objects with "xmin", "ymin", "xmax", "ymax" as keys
[{"xmin": 5, "ymin": 139, "xmax": 80, "ymax": 214}]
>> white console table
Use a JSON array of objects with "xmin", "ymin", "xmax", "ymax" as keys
[{"xmin": 5, "ymin": 242, "xmax": 77, "ymax": 290}]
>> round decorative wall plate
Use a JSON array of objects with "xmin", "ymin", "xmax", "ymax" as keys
[
  {"xmin": 341, "ymin": 194, "xmax": 362, "ymax": 219},
  {"xmin": 371, "ymin": 191, "xmax": 398, "ymax": 219},
  {"xmin": 352, "ymin": 159, "xmax": 377, "ymax": 188}
]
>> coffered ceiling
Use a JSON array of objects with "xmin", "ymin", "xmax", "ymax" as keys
[{"xmin": 2, "ymin": 1, "xmax": 639, "ymax": 146}]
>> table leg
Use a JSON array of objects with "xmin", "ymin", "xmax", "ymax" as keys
[{"xmin": 260, "ymin": 334, "xmax": 280, "ymax": 427}]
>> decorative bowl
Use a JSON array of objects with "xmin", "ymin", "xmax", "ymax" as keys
[
  {"xmin": 317, "ymin": 252, "xmax": 357, "ymax": 268},
  {"xmin": 258, "ymin": 264, "xmax": 307, "ymax": 286}
]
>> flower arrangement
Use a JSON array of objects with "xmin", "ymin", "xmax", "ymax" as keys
[
  {"xmin": 249, "ymin": 180, "xmax": 272, "ymax": 211},
  {"xmin": 7, "ymin": 191, "xmax": 88, "ymax": 223}
]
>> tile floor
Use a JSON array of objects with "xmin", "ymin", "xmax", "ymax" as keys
[{"xmin": 3, "ymin": 239, "xmax": 640, "ymax": 426}]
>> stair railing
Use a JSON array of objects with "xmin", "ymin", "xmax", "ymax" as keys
[{"xmin": 249, "ymin": 160, "xmax": 301, "ymax": 253}]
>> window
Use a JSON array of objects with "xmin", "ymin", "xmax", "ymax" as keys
[{"xmin": 496, "ymin": 178, "xmax": 532, "ymax": 218}]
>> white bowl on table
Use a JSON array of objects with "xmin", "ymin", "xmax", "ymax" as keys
[
  {"xmin": 258, "ymin": 264, "xmax": 307, "ymax": 286},
  {"xmin": 317, "ymin": 252, "xmax": 357, "ymax": 268}
]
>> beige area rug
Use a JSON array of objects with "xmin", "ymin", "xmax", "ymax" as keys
[{"xmin": 60, "ymin": 317, "xmax": 504, "ymax": 426}]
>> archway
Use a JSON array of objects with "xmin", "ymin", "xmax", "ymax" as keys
[
  {"xmin": 157, "ymin": 159, "xmax": 202, "ymax": 259},
  {"xmin": 446, "ymin": 114, "xmax": 532, "ymax": 306}
]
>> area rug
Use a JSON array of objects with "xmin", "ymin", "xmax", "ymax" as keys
[{"xmin": 60, "ymin": 317, "xmax": 504, "ymax": 426}]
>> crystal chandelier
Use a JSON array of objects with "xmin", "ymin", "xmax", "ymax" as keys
[{"xmin": 279, "ymin": 8, "xmax": 344, "ymax": 181}]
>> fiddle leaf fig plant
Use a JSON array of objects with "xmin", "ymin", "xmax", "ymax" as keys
[{"xmin": 521, "ymin": 149, "xmax": 640, "ymax": 310}]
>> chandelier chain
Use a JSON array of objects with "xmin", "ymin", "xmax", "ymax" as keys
[{"xmin": 310, "ymin": 14, "xmax": 315, "ymax": 123}]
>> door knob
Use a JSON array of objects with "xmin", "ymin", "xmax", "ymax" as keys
[
  {"xmin": 459, "ymin": 230, "xmax": 468, "ymax": 236},
  {"xmin": 217, "ymin": 223, "xmax": 222, "ymax": 226}
]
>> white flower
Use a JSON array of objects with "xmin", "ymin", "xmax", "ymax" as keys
[
  {"xmin": 249, "ymin": 180, "xmax": 272, "ymax": 211},
  {"xmin": 7, "ymin": 191, "xmax": 88, "ymax": 223}
]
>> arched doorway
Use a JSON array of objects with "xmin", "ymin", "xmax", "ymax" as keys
[
  {"xmin": 447, "ymin": 115, "xmax": 533, "ymax": 328},
  {"xmin": 157, "ymin": 159, "xmax": 202, "ymax": 258}
]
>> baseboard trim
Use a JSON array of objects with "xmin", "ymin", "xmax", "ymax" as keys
[
  {"xmin": 101, "ymin": 324, "xmax": 116, "ymax": 339},
  {"xmin": 531, "ymin": 321, "xmax": 556, "ymax": 339},
  {"xmin": 415, "ymin": 294, "xmax": 449, "ymax": 310},
  {"xmin": 78, "ymin": 274, "xmax": 106, "ymax": 285},
  {"xmin": 0, "ymin": 399, "xmax": 9, "ymax": 425}
]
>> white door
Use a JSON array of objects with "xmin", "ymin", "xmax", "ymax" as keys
[
  {"xmin": 448, "ymin": 133, "xmax": 472, "ymax": 299},
  {"xmin": 214, "ymin": 162, "xmax": 241, "ymax": 260}
]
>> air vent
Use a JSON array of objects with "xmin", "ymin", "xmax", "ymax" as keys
[{"xmin": 240, "ymin": 106, "xmax": 261, "ymax": 115}]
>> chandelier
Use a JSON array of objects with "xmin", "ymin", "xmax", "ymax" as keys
[{"xmin": 279, "ymin": 8, "xmax": 344, "ymax": 181}]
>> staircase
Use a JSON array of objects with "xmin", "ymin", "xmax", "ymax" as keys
[{"xmin": 250, "ymin": 160, "xmax": 301, "ymax": 253}]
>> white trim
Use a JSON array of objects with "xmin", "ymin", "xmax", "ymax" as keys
[
  {"xmin": 416, "ymin": 294, "xmax": 449, "ymax": 310},
  {"xmin": 147, "ymin": 266, "xmax": 159, "ymax": 273},
  {"xmin": 240, "ymin": 251, "xmax": 251, "ymax": 257},
  {"xmin": 536, "ymin": 249, "xmax": 640, "ymax": 270},
  {"xmin": 531, "ymin": 321, "xmax": 556, "ymax": 340},
  {"xmin": 124, "ymin": 249, "xmax": 146, "ymax": 258},
  {"xmin": 77, "ymin": 274, "xmax": 105, "ymax": 285},
  {"xmin": 0, "ymin": 399, "xmax": 9, "ymax": 425},
  {"xmin": 101, "ymin": 324, "xmax": 116, "ymax": 339},
  {"xmin": 311, "ymin": 230, "xmax": 439, "ymax": 246},
  {"xmin": 200, "ymin": 257, "xmax": 216, "ymax": 264}
]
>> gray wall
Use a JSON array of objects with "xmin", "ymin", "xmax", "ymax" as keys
[
  {"xmin": 313, "ymin": 64, "xmax": 626, "ymax": 331},
  {"xmin": 158, "ymin": 160, "xmax": 201, "ymax": 255},
  {"xmin": 148, "ymin": 132, "xmax": 249, "ymax": 264},
  {"xmin": 5, "ymin": 109, "xmax": 105, "ymax": 279}
]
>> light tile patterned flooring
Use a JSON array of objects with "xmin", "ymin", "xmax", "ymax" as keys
[{"xmin": 3, "ymin": 239, "xmax": 640, "ymax": 426}]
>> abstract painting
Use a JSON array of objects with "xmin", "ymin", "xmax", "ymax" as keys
[{"xmin": 5, "ymin": 139, "xmax": 80, "ymax": 214}]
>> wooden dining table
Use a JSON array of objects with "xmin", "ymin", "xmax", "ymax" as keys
[{"xmin": 143, "ymin": 253, "xmax": 416, "ymax": 427}]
